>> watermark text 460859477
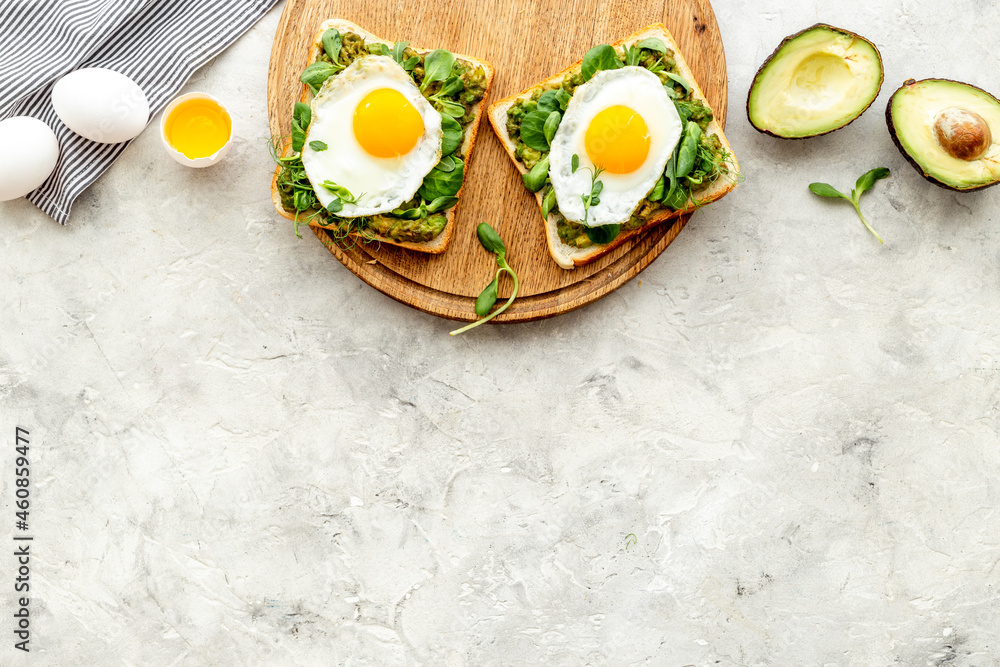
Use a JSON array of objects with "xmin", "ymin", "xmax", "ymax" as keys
[{"xmin": 13, "ymin": 427, "xmax": 32, "ymax": 652}]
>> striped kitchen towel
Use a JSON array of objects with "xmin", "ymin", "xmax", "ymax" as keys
[{"xmin": 0, "ymin": 0, "xmax": 280, "ymax": 224}]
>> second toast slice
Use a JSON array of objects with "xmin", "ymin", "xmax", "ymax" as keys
[{"xmin": 488, "ymin": 24, "xmax": 739, "ymax": 269}]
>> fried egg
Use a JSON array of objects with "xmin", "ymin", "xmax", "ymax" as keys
[
  {"xmin": 548, "ymin": 66, "xmax": 682, "ymax": 226},
  {"xmin": 301, "ymin": 55, "xmax": 443, "ymax": 217}
]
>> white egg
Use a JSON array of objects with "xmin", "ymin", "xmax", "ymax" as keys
[
  {"xmin": 52, "ymin": 68, "xmax": 149, "ymax": 143},
  {"xmin": 0, "ymin": 117, "xmax": 60, "ymax": 202},
  {"xmin": 549, "ymin": 66, "xmax": 682, "ymax": 226},
  {"xmin": 301, "ymin": 56, "xmax": 443, "ymax": 217}
]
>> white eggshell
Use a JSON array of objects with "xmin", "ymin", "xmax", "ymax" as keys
[
  {"xmin": 0, "ymin": 117, "xmax": 60, "ymax": 201},
  {"xmin": 160, "ymin": 92, "xmax": 233, "ymax": 168},
  {"xmin": 52, "ymin": 68, "xmax": 149, "ymax": 143}
]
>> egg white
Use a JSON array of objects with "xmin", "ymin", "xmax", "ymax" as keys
[
  {"xmin": 301, "ymin": 56, "xmax": 443, "ymax": 217},
  {"xmin": 548, "ymin": 66, "xmax": 681, "ymax": 226}
]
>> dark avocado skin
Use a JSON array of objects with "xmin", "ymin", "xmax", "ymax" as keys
[
  {"xmin": 886, "ymin": 78, "xmax": 1000, "ymax": 193},
  {"xmin": 747, "ymin": 23, "xmax": 884, "ymax": 139}
]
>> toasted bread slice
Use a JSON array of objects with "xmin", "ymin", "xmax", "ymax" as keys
[
  {"xmin": 271, "ymin": 19, "xmax": 495, "ymax": 254},
  {"xmin": 488, "ymin": 23, "xmax": 739, "ymax": 269}
]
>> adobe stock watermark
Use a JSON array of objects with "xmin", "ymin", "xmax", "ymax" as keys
[{"xmin": 12, "ymin": 427, "xmax": 32, "ymax": 653}]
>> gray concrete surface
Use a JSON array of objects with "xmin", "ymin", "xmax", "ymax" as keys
[{"xmin": 2, "ymin": 1, "xmax": 999, "ymax": 665}]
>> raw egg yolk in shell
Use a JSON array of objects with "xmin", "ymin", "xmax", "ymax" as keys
[
  {"xmin": 353, "ymin": 88, "xmax": 425, "ymax": 158},
  {"xmin": 584, "ymin": 105, "xmax": 651, "ymax": 174},
  {"xmin": 164, "ymin": 98, "xmax": 231, "ymax": 159}
]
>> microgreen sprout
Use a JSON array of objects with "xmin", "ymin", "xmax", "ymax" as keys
[
  {"xmin": 809, "ymin": 167, "xmax": 890, "ymax": 244},
  {"xmin": 571, "ymin": 153, "xmax": 605, "ymax": 225},
  {"xmin": 450, "ymin": 223, "xmax": 519, "ymax": 335},
  {"xmin": 321, "ymin": 181, "xmax": 364, "ymax": 214}
]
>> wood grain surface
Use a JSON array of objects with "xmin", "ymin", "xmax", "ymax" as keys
[{"xmin": 267, "ymin": 0, "xmax": 728, "ymax": 322}]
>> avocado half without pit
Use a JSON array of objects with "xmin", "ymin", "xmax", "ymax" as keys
[
  {"xmin": 887, "ymin": 79, "xmax": 1000, "ymax": 191},
  {"xmin": 747, "ymin": 24, "xmax": 883, "ymax": 138}
]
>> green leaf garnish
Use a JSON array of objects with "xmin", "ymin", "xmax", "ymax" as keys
[
  {"xmin": 321, "ymin": 181, "xmax": 363, "ymax": 214},
  {"xmin": 808, "ymin": 183, "xmax": 846, "ymax": 199},
  {"xmin": 476, "ymin": 222, "xmax": 506, "ymax": 255},
  {"xmin": 451, "ymin": 223, "xmax": 519, "ymax": 335},
  {"xmin": 649, "ymin": 175, "xmax": 665, "ymax": 202},
  {"xmin": 522, "ymin": 154, "xmax": 550, "ymax": 193},
  {"xmin": 321, "ymin": 29, "xmax": 343, "ymax": 66},
  {"xmin": 474, "ymin": 273, "xmax": 500, "ymax": 317},
  {"xmin": 541, "ymin": 186, "xmax": 557, "ymax": 220},
  {"xmin": 571, "ymin": 154, "xmax": 605, "ymax": 225},
  {"xmin": 636, "ymin": 38, "xmax": 667, "ymax": 54},
  {"xmin": 809, "ymin": 167, "xmax": 890, "ymax": 244},
  {"xmin": 436, "ymin": 99, "xmax": 466, "ymax": 118},
  {"xmin": 519, "ymin": 110, "xmax": 554, "ymax": 151},
  {"xmin": 441, "ymin": 115, "xmax": 463, "ymax": 156},
  {"xmin": 300, "ymin": 61, "xmax": 338, "ymax": 93},
  {"xmin": 585, "ymin": 223, "xmax": 621, "ymax": 245},
  {"xmin": 308, "ymin": 140, "xmax": 327, "ymax": 151},
  {"xmin": 437, "ymin": 154, "xmax": 457, "ymax": 173},
  {"xmin": 391, "ymin": 41, "xmax": 410, "ymax": 65},
  {"xmin": 675, "ymin": 121, "xmax": 702, "ymax": 178},
  {"xmin": 428, "ymin": 75, "xmax": 466, "ymax": 118},
  {"xmin": 543, "ymin": 110, "xmax": 561, "ymax": 145},
  {"xmin": 581, "ymin": 44, "xmax": 622, "ymax": 81},
  {"xmin": 664, "ymin": 72, "xmax": 691, "ymax": 97},
  {"xmin": 418, "ymin": 158, "xmax": 465, "ymax": 200},
  {"xmin": 426, "ymin": 195, "xmax": 458, "ymax": 214},
  {"xmin": 293, "ymin": 102, "xmax": 311, "ymax": 131},
  {"xmin": 420, "ymin": 49, "xmax": 455, "ymax": 92},
  {"xmin": 435, "ymin": 75, "xmax": 465, "ymax": 98},
  {"xmin": 291, "ymin": 102, "xmax": 311, "ymax": 152},
  {"xmin": 536, "ymin": 89, "xmax": 569, "ymax": 114}
]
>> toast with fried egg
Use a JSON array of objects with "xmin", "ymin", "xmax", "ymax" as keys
[
  {"xmin": 488, "ymin": 24, "xmax": 738, "ymax": 269},
  {"xmin": 271, "ymin": 19, "xmax": 494, "ymax": 253}
]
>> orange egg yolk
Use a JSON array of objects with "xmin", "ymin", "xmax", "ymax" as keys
[
  {"xmin": 164, "ymin": 98, "xmax": 231, "ymax": 159},
  {"xmin": 353, "ymin": 88, "xmax": 424, "ymax": 158},
  {"xmin": 584, "ymin": 105, "xmax": 651, "ymax": 174}
]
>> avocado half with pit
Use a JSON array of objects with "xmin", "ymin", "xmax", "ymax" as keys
[
  {"xmin": 747, "ymin": 24, "xmax": 883, "ymax": 138},
  {"xmin": 887, "ymin": 79, "xmax": 1000, "ymax": 191}
]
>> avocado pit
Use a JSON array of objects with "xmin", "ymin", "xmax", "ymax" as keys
[
  {"xmin": 886, "ymin": 78, "xmax": 1000, "ymax": 191},
  {"xmin": 933, "ymin": 107, "xmax": 992, "ymax": 161}
]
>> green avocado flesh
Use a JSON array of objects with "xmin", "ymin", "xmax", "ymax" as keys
[
  {"xmin": 888, "ymin": 79, "xmax": 1000, "ymax": 191},
  {"xmin": 748, "ymin": 25, "xmax": 883, "ymax": 138}
]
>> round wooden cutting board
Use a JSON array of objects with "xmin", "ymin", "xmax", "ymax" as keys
[{"xmin": 267, "ymin": 0, "xmax": 728, "ymax": 322}]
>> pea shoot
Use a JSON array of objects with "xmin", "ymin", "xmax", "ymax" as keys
[
  {"xmin": 450, "ymin": 223, "xmax": 519, "ymax": 335},
  {"xmin": 321, "ymin": 181, "xmax": 363, "ymax": 214},
  {"xmin": 571, "ymin": 153, "xmax": 604, "ymax": 225},
  {"xmin": 809, "ymin": 167, "xmax": 890, "ymax": 244}
]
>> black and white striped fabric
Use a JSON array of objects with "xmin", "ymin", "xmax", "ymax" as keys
[{"xmin": 0, "ymin": 0, "xmax": 279, "ymax": 224}]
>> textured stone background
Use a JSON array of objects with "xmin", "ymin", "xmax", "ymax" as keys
[{"xmin": 2, "ymin": 1, "xmax": 1000, "ymax": 665}]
